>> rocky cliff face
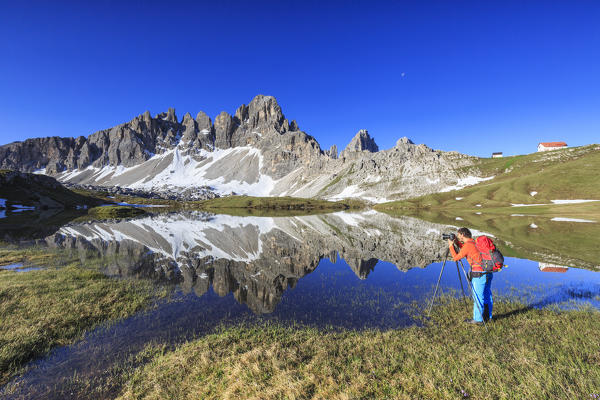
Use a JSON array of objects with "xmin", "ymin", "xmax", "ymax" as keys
[{"xmin": 0, "ymin": 95, "xmax": 482, "ymax": 202}]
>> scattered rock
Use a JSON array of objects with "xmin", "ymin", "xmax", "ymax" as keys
[{"xmin": 62, "ymin": 183, "xmax": 219, "ymax": 202}]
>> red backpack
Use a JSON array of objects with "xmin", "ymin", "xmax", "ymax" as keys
[{"xmin": 475, "ymin": 236, "xmax": 504, "ymax": 272}]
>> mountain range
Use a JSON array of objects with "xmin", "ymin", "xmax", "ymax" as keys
[{"xmin": 0, "ymin": 95, "xmax": 489, "ymax": 202}]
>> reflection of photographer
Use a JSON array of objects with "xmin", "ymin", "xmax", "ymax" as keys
[{"xmin": 447, "ymin": 227, "xmax": 493, "ymax": 325}]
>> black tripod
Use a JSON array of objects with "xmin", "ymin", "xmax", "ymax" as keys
[{"xmin": 427, "ymin": 244, "xmax": 489, "ymax": 330}]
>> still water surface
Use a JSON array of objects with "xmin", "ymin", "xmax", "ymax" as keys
[{"xmin": 1, "ymin": 210, "xmax": 599, "ymax": 399}]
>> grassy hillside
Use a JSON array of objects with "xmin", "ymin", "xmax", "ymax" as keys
[
  {"xmin": 0, "ymin": 170, "xmax": 103, "ymax": 210},
  {"xmin": 376, "ymin": 144, "xmax": 600, "ymax": 210}
]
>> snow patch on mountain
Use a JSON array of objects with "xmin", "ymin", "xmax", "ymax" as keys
[
  {"xmin": 130, "ymin": 147, "xmax": 276, "ymax": 195},
  {"xmin": 57, "ymin": 146, "xmax": 278, "ymax": 196},
  {"xmin": 550, "ymin": 199, "xmax": 600, "ymax": 204},
  {"xmin": 551, "ymin": 217, "xmax": 596, "ymax": 223},
  {"xmin": 440, "ymin": 176, "xmax": 494, "ymax": 192},
  {"xmin": 327, "ymin": 185, "xmax": 389, "ymax": 203}
]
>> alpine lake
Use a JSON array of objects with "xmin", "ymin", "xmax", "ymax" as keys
[{"xmin": 1, "ymin": 207, "xmax": 599, "ymax": 399}]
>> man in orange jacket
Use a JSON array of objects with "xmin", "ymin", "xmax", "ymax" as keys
[{"xmin": 448, "ymin": 227, "xmax": 493, "ymax": 325}]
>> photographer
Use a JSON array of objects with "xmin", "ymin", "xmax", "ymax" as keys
[{"xmin": 448, "ymin": 227, "xmax": 493, "ymax": 325}]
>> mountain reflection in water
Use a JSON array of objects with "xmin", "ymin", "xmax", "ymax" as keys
[
  {"xmin": 3, "ymin": 211, "xmax": 600, "ymax": 400},
  {"xmin": 44, "ymin": 211, "xmax": 449, "ymax": 314}
]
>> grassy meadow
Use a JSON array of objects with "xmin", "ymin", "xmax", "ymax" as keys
[
  {"xmin": 0, "ymin": 249, "xmax": 166, "ymax": 386},
  {"xmin": 117, "ymin": 297, "xmax": 600, "ymax": 400}
]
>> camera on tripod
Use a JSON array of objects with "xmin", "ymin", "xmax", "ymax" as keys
[{"xmin": 442, "ymin": 233, "xmax": 456, "ymax": 241}]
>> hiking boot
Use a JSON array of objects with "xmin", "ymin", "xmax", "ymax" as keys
[{"xmin": 464, "ymin": 318, "xmax": 483, "ymax": 325}]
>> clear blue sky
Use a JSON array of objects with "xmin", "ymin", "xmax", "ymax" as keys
[{"xmin": 1, "ymin": 1, "xmax": 599, "ymax": 157}]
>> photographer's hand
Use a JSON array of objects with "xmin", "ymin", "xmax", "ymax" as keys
[{"xmin": 447, "ymin": 239, "xmax": 454, "ymax": 247}]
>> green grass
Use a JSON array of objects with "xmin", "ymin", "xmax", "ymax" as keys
[
  {"xmin": 73, "ymin": 190, "xmax": 367, "ymax": 216},
  {"xmin": 377, "ymin": 144, "xmax": 600, "ymax": 210},
  {"xmin": 0, "ymin": 246, "xmax": 63, "ymax": 267},
  {"xmin": 195, "ymin": 196, "xmax": 366, "ymax": 213},
  {"xmin": 84, "ymin": 205, "xmax": 147, "ymax": 219},
  {"xmin": 0, "ymin": 256, "xmax": 165, "ymax": 386},
  {"xmin": 117, "ymin": 297, "xmax": 600, "ymax": 400}
]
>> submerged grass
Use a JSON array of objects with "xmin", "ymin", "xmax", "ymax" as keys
[
  {"xmin": 118, "ymin": 297, "xmax": 600, "ymax": 400},
  {"xmin": 0, "ymin": 246, "xmax": 60, "ymax": 267},
  {"xmin": 0, "ymin": 262, "xmax": 164, "ymax": 386}
]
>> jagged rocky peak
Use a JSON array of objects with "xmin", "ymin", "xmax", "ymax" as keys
[
  {"xmin": 289, "ymin": 119, "xmax": 299, "ymax": 131},
  {"xmin": 195, "ymin": 111, "xmax": 212, "ymax": 132},
  {"xmin": 234, "ymin": 104, "xmax": 249, "ymax": 123},
  {"xmin": 341, "ymin": 129, "xmax": 379, "ymax": 158},
  {"xmin": 156, "ymin": 107, "xmax": 178, "ymax": 124},
  {"xmin": 247, "ymin": 95, "xmax": 286, "ymax": 131},
  {"xmin": 179, "ymin": 111, "xmax": 214, "ymax": 152},
  {"xmin": 128, "ymin": 111, "xmax": 152, "ymax": 135},
  {"xmin": 326, "ymin": 144, "xmax": 338, "ymax": 159},
  {"xmin": 219, "ymin": 95, "xmax": 306, "ymax": 149},
  {"xmin": 214, "ymin": 111, "xmax": 235, "ymax": 149},
  {"xmin": 396, "ymin": 137, "xmax": 414, "ymax": 146},
  {"xmin": 179, "ymin": 112, "xmax": 197, "ymax": 143},
  {"xmin": 393, "ymin": 136, "xmax": 433, "ymax": 155},
  {"xmin": 181, "ymin": 113, "xmax": 196, "ymax": 129}
]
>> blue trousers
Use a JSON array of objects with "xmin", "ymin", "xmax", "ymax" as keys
[{"xmin": 471, "ymin": 273, "xmax": 493, "ymax": 322}]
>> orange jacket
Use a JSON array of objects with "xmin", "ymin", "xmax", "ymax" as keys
[{"xmin": 450, "ymin": 238, "xmax": 483, "ymax": 271}]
